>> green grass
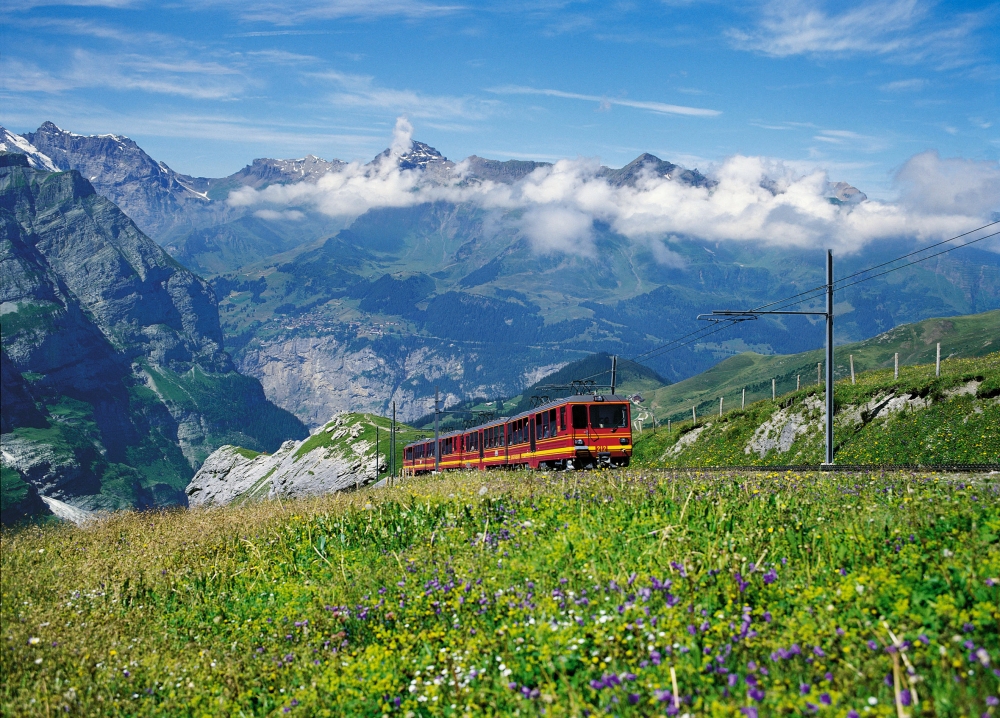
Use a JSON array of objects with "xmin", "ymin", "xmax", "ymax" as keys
[
  {"xmin": 645, "ymin": 310, "xmax": 1000, "ymax": 424},
  {"xmin": 2, "ymin": 469, "xmax": 998, "ymax": 716},
  {"xmin": 293, "ymin": 413, "xmax": 432, "ymax": 476},
  {"xmin": 632, "ymin": 353, "xmax": 1000, "ymax": 468},
  {"xmin": 0, "ymin": 465, "xmax": 31, "ymax": 508}
]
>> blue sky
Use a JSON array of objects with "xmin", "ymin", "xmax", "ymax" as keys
[{"xmin": 2, "ymin": 0, "xmax": 998, "ymax": 198}]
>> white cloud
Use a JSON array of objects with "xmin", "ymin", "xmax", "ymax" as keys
[
  {"xmin": 879, "ymin": 78, "xmax": 927, "ymax": 92},
  {"xmin": 227, "ymin": 118, "xmax": 1000, "ymax": 258},
  {"xmin": 226, "ymin": 0, "xmax": 463, "ymax": 24},
  {"xmin": 2, "ymin": 50, "xmax": 247, "ymax": 100},
  {"xmin": 728, "ymin": 0, "xmax": 985, "ymax": 68},
  {"xmin": 520, "ymin": 206, "xmax": 596, "ymax": 256},
  {"xmin": 316, "ymin": 70, "xmax": 494, "ymax": 120},
  {"xmin": 894, "ymin": 150, "xmax": 1000, "ymax": 218},
  {"xmin": 488, "ymin": 85, "xmax": 722, "ymax": 118}
]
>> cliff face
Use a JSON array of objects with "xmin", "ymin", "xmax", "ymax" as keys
[
  {"xmin": 186, "ymin": 412, "xmax": 411, "ymax": 508},
  {"xmin": 0, "ymin": 155, "xmax": 306, "ymax": 520}
]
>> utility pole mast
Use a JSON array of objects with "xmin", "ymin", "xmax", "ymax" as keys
[
  {"xmin": 824, "ymin": 249, "xmax": 834, "ymax": 466},
  {"xmin": 610, "ymin": 355, "xmax": 618, "ymax": 395},
  {"xmin": 698, "ymin": 250, "xmax": 836, "ymax": 466}
]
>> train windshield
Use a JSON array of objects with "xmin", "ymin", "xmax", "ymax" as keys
[{"xmin": 589, "ymin": 404, "xmax": 628, "ymax": 429}]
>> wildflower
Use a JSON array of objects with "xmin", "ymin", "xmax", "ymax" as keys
[
  {"xmin": 820, "ymin": 693, "xmax": 832, "ymax": 705},
  {"xmin": 28, "ymin": 637, "xmax": 40, "ymax": 646}
]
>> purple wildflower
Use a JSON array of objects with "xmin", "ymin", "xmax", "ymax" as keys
[{"xmin": 820, "ymin": 693, "xmax": 832, "ymax": 705}]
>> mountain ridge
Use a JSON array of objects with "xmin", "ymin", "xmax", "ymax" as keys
[{"xmin": 0, "ymin": 154, "xmax": 306, "ymax": 523}]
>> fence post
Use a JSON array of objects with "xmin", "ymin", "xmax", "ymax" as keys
[
  {"xmin": 850, "ymin": 355, "xmax": 855, "ymax": 385},
  {"xmin": 894, "ymin": 353, "xmax": 899, "ymax": 380},
  {"xmin": 936, "ymin": 343, "xmax": 941, "ymax": 377},
  {"xmin": 692, "ymin": 406, "xmax": 697, "ymax": 426},
  {"xmin": 742, "ymin": 387, "xmax": 746, "ymax": 409},
  {"xmin": 797, "ymin": 375, "xmax": 800, "ymax": 390},
  {"xmin": 817, "ymin": 362, "xmax": 821, "ymax": 385},
  {"xmin": 719, "ymin": 396, "xmax": 723, "ymax": 417},
  {"xmin": 772, "ymin": 378, "xmax": 776, "ymax": 401},
  {"xmin": 668, "ymin": 419, "xmax": 671, "ymax": 433}
]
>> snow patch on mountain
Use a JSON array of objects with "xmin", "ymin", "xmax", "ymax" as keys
[{"xmin": 0, "ymin": 127, "xmax": 58, "ymax": 171}]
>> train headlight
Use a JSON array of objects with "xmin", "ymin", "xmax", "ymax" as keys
[
  {"xmin": 574, "ymin": 439, "xmax": 585, "ymax": 446},
  {"xmin": 619, "ymin": 438, "xmax": 628, "ymax": 445}
]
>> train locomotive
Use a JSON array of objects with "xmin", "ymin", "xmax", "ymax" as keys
[{"xmin": 402, "ymin": 394, "xmax": 632, "ymax": 474}]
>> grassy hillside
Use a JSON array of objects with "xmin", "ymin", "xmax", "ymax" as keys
[
  {"xmin": 290, "ymin": 413, "xmax": 431, "ymax": 479},
  {"xmin": 633, "ymin": 352, "xmax": 1000, "ymax": 468},
  {"xmin": 412, "ymin": 353, "xmax": 667, "ymax": 431},
  {"xmin": 644, "ymin": 310, "xmax": 999, "ymax": 424},
  {"xmin": 2, "ymin": 469, "xmax": 998, "ymax": 716}
]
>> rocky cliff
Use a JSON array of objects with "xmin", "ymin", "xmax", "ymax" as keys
[
  {"xmin": 186, "ymin": 413, "xmax": 423, "ymax": 507},
  {"xmin": 0, "ymin": 153, "xmax": 306, "ymax": 521}
]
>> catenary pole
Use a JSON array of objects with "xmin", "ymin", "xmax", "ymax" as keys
[
  {"xmin": 824, "ymin": 249, "xmax": 834, "ymax": 466},
  {"xmin": 434, "ymin": 386, "xmax": 440, "ymax": 473}
]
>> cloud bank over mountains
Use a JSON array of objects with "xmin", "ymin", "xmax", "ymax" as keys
[{"xmin": 226, "ymin": 119, "xmax": 1000, "ymax": 259}]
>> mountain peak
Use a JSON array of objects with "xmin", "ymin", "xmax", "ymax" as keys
[
  {"xmin": 372, "ymin": 140, "xmax": 450, "ymax": 171},
  {"xmin": 603, "ymin": 152, "xmax": 713, "ymax": 189}
]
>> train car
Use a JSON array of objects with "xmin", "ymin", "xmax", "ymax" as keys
[{"xmin": 403, "ymin": 394, "xmax": 632, "ymax": 474}]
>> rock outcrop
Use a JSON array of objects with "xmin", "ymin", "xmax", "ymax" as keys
[{"xmin": 187, "ymin": 413, "xmax": 388, "ymax": 507}]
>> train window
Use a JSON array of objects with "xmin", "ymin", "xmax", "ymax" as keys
[
  {"xmin": 540, "ymin": 411, "xmax": 549, "ymax": 438},
  {"xmin": 559, "ymin": 406, "xmax": 566, "ymax": 431},
  {"xmin": 405, "ymin": 447, "xmax": 412, "ymax": 460},
  {"xmin": 572, "ymin": 405, "xmax": 588, "ymax": 429},
  {"xmin": 550, "ymin": 408, "xmax": 558, "ymax": 436},
  {"xmin": 590, "ymin": 404, "xmax": 629, "ymax": 428}
]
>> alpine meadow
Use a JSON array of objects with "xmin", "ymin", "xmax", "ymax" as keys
[{"xmin": 2, "ymin": 0, "xmax": 999, "ymax": 716}]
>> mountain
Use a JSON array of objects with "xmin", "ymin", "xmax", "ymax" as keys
[
  {"xmin": 211, "ymin": 198, "xmax": 1000, "ymax": 426},
  {"xmin": 4, "ymin": 123, "xmax": 348, "ymax": 245},
  {"xmin": 0, "ymin": 153, "xmax": 306, "ymax": 523},
  {"xmin": 410, "ymin": 353, "xmax": 669, "ymax": 431},
  {"xmin": 3, "ymin": 124, "xmax": 990, "ymax": 434}
]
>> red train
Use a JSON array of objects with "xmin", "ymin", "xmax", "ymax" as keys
[{"xmin": 402, "ymin": 395, "xmax": 632, "ymax": 474}]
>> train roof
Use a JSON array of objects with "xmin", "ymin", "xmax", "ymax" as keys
[{"xmin": 403, "ymin": 394, "xmax": 632, "ymax": 449}]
